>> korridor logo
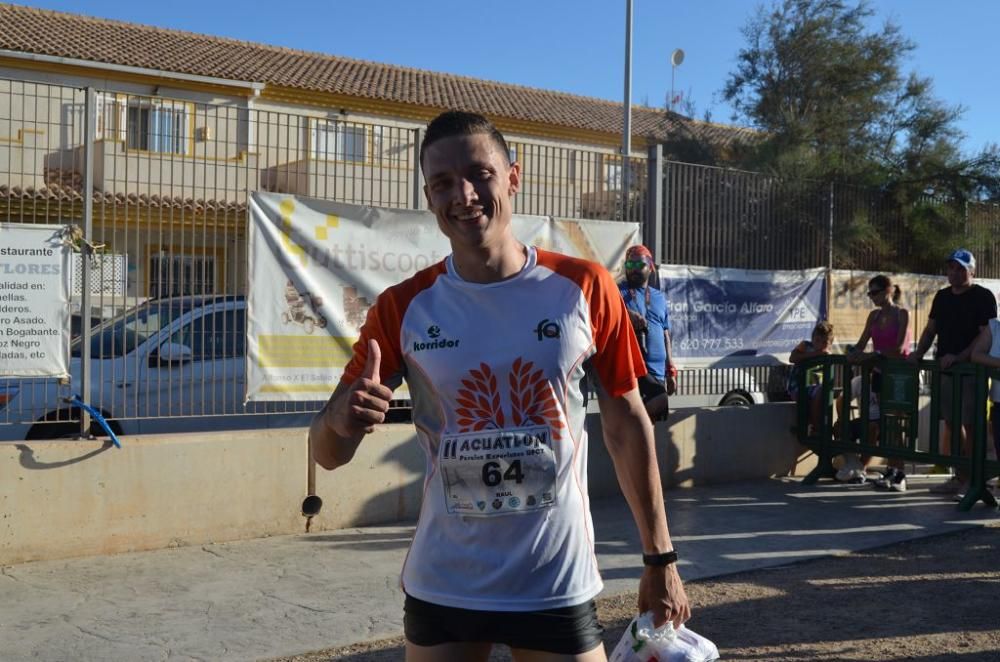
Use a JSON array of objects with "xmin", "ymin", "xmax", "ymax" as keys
[
  {"xmin": 428, "ymin": 325, "xmax": 441, "ymax": 339},
  {"xmin": 534, "ymin": 319, "xmax": 561, "ymax": 341}
]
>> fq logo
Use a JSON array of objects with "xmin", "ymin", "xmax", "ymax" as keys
[{"xmin": 534, "ymin": 319, "xmax": 561, "ymax": 341}]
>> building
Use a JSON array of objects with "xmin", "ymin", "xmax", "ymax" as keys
[{"xmin": 0, "ymin": 3, "xmax": 750, "ymax": 302}]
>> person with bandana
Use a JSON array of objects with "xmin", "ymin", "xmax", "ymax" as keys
[{"xmin": 619, "ymin": 245, "xmax": 676, "ymax": 420}]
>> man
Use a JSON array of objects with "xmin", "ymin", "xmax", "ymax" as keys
[
  {"xmin": 909, "ymin": 249, "xmax": 997, "ymax": 495},
  {"xmin": 310, "ymin": 111, "xmax": 689, "ymax": 661},
  {"xmin": 619, "ymin": 245, "xmax": 676, "ymax": 420}
]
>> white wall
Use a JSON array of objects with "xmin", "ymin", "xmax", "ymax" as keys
[{"xmin": 1, "ymin": 403, "xmax": 812, "ymax": 565}]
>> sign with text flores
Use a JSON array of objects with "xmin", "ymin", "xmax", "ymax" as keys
[
  {"xmin": 659, "ymin": 264, "xmax": 826, "ymax": 368},
  {"xmin": 246, "ymin": 192, "xmax": 640, "ymax": 402},
  {"xmin": 0, "ymin": 224, "xmax": 71, "ymax": 378}
]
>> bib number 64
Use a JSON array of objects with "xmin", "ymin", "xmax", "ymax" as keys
[{"xmin": 482, "ymin": 460, "xmax": 525, "ymax": 487}]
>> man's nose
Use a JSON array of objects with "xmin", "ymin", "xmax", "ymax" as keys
[{"xmin": 456, "ymin": 178, "xmax": 478, "ymax": 205}]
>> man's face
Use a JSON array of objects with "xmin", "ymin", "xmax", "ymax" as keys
[
  {"xmin": 946, "ymin": 260, "xmax": 972, "ymax": 288},
  {"xmin": 624, "ymin": 260, "xmax": 650, "ymax": 288},
  {"xmin": 422, "ymin": 133, "xmax": 520, "ymax": 251}
]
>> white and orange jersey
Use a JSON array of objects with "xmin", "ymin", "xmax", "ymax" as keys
[{"xmin": 341, "ymin": 246, "xmax": 645, "ymax": 611}]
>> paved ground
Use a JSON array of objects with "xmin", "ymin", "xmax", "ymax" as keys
[{"xmin": 2, "ymin": 476, "xmax": 998, "ymax": 662}]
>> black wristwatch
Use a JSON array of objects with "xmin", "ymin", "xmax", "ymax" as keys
[{"xmin": 642, "ymin": 550, "xmax": 678, "ymax": 566}]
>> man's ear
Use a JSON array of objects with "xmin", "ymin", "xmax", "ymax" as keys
[{"xmin": 507, "ymin": 162, "xmax": 521, "ymax": 195}]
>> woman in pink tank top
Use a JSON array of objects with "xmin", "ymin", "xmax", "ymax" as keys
[
  {"xmin": 844, "ymin": 274, "xmax": 912, "ymax": 489},
  {"xmin": 851, "ymin": 274, "xmax": 912, "ymax": 359}
]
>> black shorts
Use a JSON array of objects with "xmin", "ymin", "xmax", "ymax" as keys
[
  {"xmin": 638, "ymin": 374, "xmax": 667, "ymax": 404},
  {"xmin": 403, "ymin": 594, "xmax": 604, "ymax": 654}
]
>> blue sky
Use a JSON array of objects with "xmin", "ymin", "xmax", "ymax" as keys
[{"xmin": 21, "ymin": 0, "xmax": 999, "ymax": 154}]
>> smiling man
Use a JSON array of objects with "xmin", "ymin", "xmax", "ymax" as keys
[{"xmin": 310, "ymin": 111, "xmax": 689, "ymax": 661}]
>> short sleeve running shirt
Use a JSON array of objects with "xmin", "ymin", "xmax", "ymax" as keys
[{"xmin": 341, "ymin": 246, "xmax": 646, "ymax": 611}]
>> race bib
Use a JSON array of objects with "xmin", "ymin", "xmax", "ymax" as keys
[{"xmin": 439, "ymin": 425, "xmax": 557, "ymax": 516}]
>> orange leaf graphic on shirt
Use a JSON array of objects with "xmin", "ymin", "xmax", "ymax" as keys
[
  {"xmin": 508, "ymin": 358, "xmax": 564, "ymax": 440},
  {"xmin": 455, "ymin": 363, "xmax": 505, "ymax": 431},
  {"xmin": 456, "ymin": 359, "xmax": 564, "ymax": 439}
]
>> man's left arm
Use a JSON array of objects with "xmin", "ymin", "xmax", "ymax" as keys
[
  {"xmin": 664, "ymin": 328, "xmax": 677, "ymax": 395},
  {"xmin": 597, "ymin": 387, "xmax": 690, "ymax": 628},
  {"xmin": 660, "ymin": 293, "xmax": 677, "ymax": 394}
]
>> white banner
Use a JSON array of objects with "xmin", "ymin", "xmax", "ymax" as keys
[
  {"xmin": 0, "ymin": 224, "xmax": 71, "ymax": 378},
  {"xmin": 246, "ymin": 193, "xmax": 640, "ymax": 401}
]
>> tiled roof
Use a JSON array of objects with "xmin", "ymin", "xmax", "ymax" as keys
[
  {"xmin": 1, "ymin": 177, "xmax": 246, "ymax": 216},
  {"xmin": 0, "ymin": 3, "xmax": 753, "ymax": 148}
]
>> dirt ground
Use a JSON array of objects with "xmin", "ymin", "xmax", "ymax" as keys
[{"xmin": 273, "ymin": 524, "xmax": 1000, "ymax": 662}]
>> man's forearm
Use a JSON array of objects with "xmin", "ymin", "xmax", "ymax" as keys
[
  {"xmin": 599, "ymin": 391, "xmax": 673, "ymax": 553},
  {"xmin": 913, "ymin": 328, "xmax": 934, "ymax": 358},
  {"xmin": 310, "ymin": 384, "xmax": 365, "ymax": 470}
]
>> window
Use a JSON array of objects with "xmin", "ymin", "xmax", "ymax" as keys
[
  {"xmin": 150, "ymin": 253, "xmax": 216, "ymax": 297},
  {"xmin": 171, "ymin": 310, "xmax": 244, "ymax": 361},
  {"xmin": 312, "ymin": 121, "xmax": 367, "ymax": 162},
  {"xmin": 605, "ymin": 159, "xmax": 642, "ymax": 191},
  {"xmin": 126, "ymin": 101, "xmax": 188, "ymax": 154}
]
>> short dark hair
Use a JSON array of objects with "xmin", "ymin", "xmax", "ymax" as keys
[{"xmin": 420, "ymin": 111, "xmax": 511, "ymax": 172}]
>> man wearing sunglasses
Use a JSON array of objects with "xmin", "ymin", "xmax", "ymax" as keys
[{"xmin": 619, "ymin": 245, "xmax": 676, "ymax": 420}]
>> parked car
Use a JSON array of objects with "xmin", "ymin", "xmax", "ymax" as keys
[
  {"xmin": 670, "ymin": 350, "xmax": 792, "ymax": 408},
  {"xmin": 0, "ymin": 295, "xmax": 318, "ymax": 440}
]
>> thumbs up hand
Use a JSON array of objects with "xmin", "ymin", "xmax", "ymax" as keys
[{"xmin": 328, "ymin": 338, "xmax": 394, "ymax": 438}]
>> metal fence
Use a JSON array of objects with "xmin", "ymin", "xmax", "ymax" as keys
[
  {"xmin": 4, "ymin": 75, "xmax": 997, "ymax": 436},
  {"xmin": 0, "ymin": 78, "xmax": 647, "ymax": 434},
  {"xmin": 654, "ymin": 159, "xmax": 1000, "ymax": 276}
]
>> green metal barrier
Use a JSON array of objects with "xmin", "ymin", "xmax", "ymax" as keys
[{"xmin": 795, "ymin": 354, "xmax": 999, "ymax": 511}]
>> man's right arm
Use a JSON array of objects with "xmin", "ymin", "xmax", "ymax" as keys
[
  {"xmin": 310, "ymin": 339, "xmax": 393, "ymax": 470},
  {"xmin": 910, "ymin": 318, "xmax": 937, "ymax": 362}
]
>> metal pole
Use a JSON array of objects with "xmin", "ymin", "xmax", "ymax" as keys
[
  {"xmin": 670, "ymin": 64, "xmax": 675, "ymax": 112},
  {"xmin": 826, "ymin": 180, "xmax": 834, "ymax": 321},
  {"xmin": 645, "ymin": 144, "xmax": 664, "ymax": 260},
  {"xmin": 412, "ymin": 128, "xmax": 424, "ymax": 210},
  {"xmin": 78, "ymin": 86, "xmax": 96, "ymax": 438},
  {"xmin": 621, "ymin": 0, "xmax": 633, "ymax": 221}
]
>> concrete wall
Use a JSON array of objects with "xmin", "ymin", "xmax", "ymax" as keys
[{"xmin": 1, "ymin": 403, "xmax": 812, "ymax": 566}]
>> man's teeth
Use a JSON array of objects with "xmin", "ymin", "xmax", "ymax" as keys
[{"xmin": 456, "ymin": 211, "xmax": 482, "ymax": 220}]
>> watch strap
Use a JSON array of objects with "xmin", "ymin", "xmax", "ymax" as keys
[{"xmin": 642, "ymin": 550, "xmax": 678, "ymax": 566}]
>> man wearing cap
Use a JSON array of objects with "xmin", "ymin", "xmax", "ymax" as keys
[
  {"xmin": 619, "ymin": 245, "xmax": 676, "ymax": 420},
  {"xmin": 910, "ymin": 249, "xmax": 997, "ymax": 495}
]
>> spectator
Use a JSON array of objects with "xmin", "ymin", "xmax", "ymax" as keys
[
  {"xmin": 788, "ymin": 321, "xmax": 835, "ymax": 436},
  {"xmin": 910, "ymin": 249, "xmax": 997, "ymax": 497},
  {"xmin": 846, "ymin": 275, "xmax": 911, "ymax": 489},
  {"xmin": 968, "ymin": 315, "xmax": 1000, "ymax": 484},
  {"xmin": 619, "ymin": 244, "xmax": 675, "ymax": 420}
]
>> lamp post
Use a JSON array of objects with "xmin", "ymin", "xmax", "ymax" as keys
[
  {"xmin": 670, "ymin": 48, "xmax": 685, "ymax": 112},
  {"xmin": 622, "ymin": 0, "xmax": 633, "ymax": 221}
]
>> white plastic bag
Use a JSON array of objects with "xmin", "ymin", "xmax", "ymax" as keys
[{"xmin": 608, "ymin": 612, "xmax": 719, "ymax": 662}]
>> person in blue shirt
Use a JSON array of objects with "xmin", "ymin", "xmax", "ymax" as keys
[{"xmin": 619, "ymin": 244, "xmax": 676, "ymax": 420}]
